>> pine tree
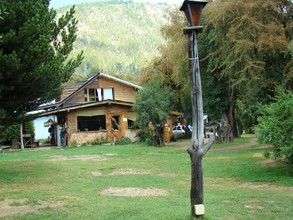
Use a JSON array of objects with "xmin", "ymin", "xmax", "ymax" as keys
[{"xmin": 0, "ymin": 0, "xmax": 83, "ymax": 124}]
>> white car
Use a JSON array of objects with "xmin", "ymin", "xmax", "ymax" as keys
[{"xmin": 172, "ymin": 125, "xmax": 186, "ymax": 135}]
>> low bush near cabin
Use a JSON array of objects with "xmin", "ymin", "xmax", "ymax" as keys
[{"xmin": 115, "ymin": 137, "xmax": 132, "ymax": 145}]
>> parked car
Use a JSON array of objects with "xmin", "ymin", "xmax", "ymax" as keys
[{"xmin": 172, "ymin": 125, "xmax": 186, "ymax": 136}]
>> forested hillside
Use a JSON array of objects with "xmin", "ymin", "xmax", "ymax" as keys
[{"xmin": 58, "ymin": 1, "xmax": 168, "ymax": 82}]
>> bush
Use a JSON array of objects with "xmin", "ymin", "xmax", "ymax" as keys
[
  {"xmin": 90, "ymin": 135, "xmax": 109, "ymax": 145},
  {"xmin": 115, "ymin": 137, "xmax": 132, "ymax": 145},
  {"xmin": 4, "ymin": 121, "xmax": 35, "ymax": 141},
  {"xmin": 255, "ymin": 87, "xmax": 293, "ymax": 166},
  {"xmin": 136, "ymin": 128, "xmax": 154, "ymax": 146}
]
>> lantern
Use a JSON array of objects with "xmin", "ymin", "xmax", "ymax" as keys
[{"xmin": 180, "ymin": 0, "xmax": 208, "ymax": 27}]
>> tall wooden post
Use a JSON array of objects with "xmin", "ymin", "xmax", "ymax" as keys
[
  {"xmin": 186, "ymin": 28, "xmax": 214, "ymax": 218},
  {"xmin": 179, "ymin": 1, "xmax": 211, "ymax": 217}
]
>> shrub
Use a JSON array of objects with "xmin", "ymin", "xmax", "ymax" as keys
[
  {"xmin": 115, "ymin": 137, "xmax": 132, "ymax": 145},
  {"xmin": 136, "ymin": 128, "xmax": 154, "ymax": 146},
  {"xmin": 4, "ymin": 121, "xmax": 35, "ymax": 141},
  {"xmin": 255, "ymin": 87, "xmax": 293, "ymax": 166},
  {"xmin": 69, "ymin": 139, "xmax": 78, "ymax": 147}
]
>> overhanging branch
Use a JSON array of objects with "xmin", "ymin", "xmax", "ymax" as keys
[{"xmin": 202, "ymin": 135, "xmax": 214, "ymax": 156}]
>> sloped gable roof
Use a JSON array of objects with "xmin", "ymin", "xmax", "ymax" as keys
[{"xmin": 59, "ymin": 72, "xmax": 142, "ymax": 105}]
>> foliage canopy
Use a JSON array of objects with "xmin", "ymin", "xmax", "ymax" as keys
[
  {"xmin": 255, "ymin": 87, "xmax": 293, "ymax": 165},
  {"xmin": 134, "ymin": 79, "xmax": 172, "ymax": 146},
  {"xmin": 0, "ymin": 0, "xmax": 83, "ymax": 124},
  {"xmin": 200, "ymin": 0, "xmax": 293, "ymax": 133},
  {"xmin": 142, "ymin": 0, "xmax": 292, "ymax": 139}
]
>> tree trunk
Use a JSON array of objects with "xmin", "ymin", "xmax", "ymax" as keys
[
  {"xmin": 20, "ymin": 123, "xmax": 24, "ymax": 150},
  {"xmin": 154, "ymin": 125, "xmax": 165, "ymax": 146}
]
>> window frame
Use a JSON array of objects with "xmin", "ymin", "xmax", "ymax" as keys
[
  {"xmin": 77, "ymin": 115, "xmax": 106, "ymax": 132},
  {"xmin": 84, "ymin": 88, "xmax": 114, "ymax": 102}
]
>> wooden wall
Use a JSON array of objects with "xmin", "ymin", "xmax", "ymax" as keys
[
  {"xmin": 63, "ymin": 76, "xmax": 137, "ymax": 106},
  {"xmin": 66, "ymin": 104, "xmax": 136, "ymax": 145}
]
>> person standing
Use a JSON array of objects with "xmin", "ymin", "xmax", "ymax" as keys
[{"xmin": 60, "ymin": 124, "xmax": 67, "ymax": 149}]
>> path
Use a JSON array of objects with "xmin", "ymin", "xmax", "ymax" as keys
[{"xmin": 167, "ymin": 137, "xmax": 268, "ymax": 152}]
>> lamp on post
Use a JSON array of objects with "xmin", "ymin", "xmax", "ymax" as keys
[
  {"xmin": 180, "ymin": 0, "xmax": 207, "ymax": 33},
  {"xmin": 180, "ymin": 0, "xmax": 214, "ymax": 219}
]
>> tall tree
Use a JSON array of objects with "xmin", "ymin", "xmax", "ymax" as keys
[
  {"xmin": 200, "ymin": 0, "xmax": 292, "ymax": 136},
  {"xmin": 134, "ymin": 79, "xmax": 172, "ymax": 146},
  {"xmin": 140, "ymin": 9, "xmax": 192, "ymax": 117},
  {"xmin": 0, "ymin": 0, "xmax": 83, "ymax": 125}
]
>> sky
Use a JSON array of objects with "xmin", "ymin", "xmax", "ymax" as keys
[{"xmin": 49, "ymin": 0, "xmax": 183, "ymax": 8}]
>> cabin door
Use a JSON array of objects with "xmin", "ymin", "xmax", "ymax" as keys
[{"xmin": 110, "ymin": 114, "xmax": 123, "ymax": 141}]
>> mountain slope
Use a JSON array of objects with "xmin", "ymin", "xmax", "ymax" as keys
[{"xmin": 58, "ymin": 1, "xmax": 169, "ymax": 81}]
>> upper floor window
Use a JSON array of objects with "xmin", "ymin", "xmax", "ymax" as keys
[
  {"xmin": 103, "ymin": 88, "xmax": 113, "ymax": 100},
  {"xmin": 84, "ymin": 88, "xmax": 114, "ymax": 102},
  {"xmin": 84, "ymin": 88, "xmax": 97, "ymax": 102}
]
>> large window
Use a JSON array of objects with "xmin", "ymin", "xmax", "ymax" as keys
[
  {"xmin": 84, "ymin": 88, "xmax": 114, "ymax": 102},
  {"xmin": 77, "ymin": 115, "xmax": 106, "ymax": 131}
]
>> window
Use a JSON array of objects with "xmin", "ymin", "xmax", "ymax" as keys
[
  {"xmin": 128, "ymin": 119, "xmax": 136, "ymax": 128},
  {"xmin": 103, "ymin": 88, "xmax": 113, "ymax": 100},
  {"xmin": 84, "ymin": 88, "xmax": 114, "ymax": 102},
  {"xmin": 111, "ymin": 116, "xmax": 120, "ymax": 130},
  {"xmin": 84, "ymin": 88, "xmax": 98, "ymax": 102},
  {"xmin": 77, "ymin": 115, "xmax": 106, "ymax": 131}
]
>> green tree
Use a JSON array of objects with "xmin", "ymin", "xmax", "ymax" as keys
[
  {"xmin": 134, "ymin": 79, "xmax": 172, "ymax": 146},
  {"xmin": 200, "ymin": 0, "xmax": 292, "ymax": 137},
  {"xmin": 4, "ymin": 121, "xmax": 34, "ymax": 142},
  {"xmin": 0, "ymin": 0, "xmax": 83, "ymax": 125},
  {"xmin": 140, "ymin": 9, "xmax": 192, "ymax": 118},
  {"xmin": 255, "ymin": 87, "xmax": 293, "ymax": 167}
]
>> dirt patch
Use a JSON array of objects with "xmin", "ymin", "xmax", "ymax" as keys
[
  {"xmin": 258, "ymin": 159, "xmax": 282, "ymax": 167},
  {"xmin": 0, "ymin": 199, "xmax": 63, "ymax": 217},
  {"xmin": 245, "ymin": 204, "xmax": 264, "ymax": 210},
  {"xmin": 222, "ymin": 200, "xmax": 232, "ymax": 203},
  {"xmin": 212, "ymin": 156, "xmax": 230, "ymax": 160},
  {"xmin": 108, "ymin": 168, "xmax": 151, "ymax": 176},
  {"xmin": 103, "ymin": 153, "xmax": 118, "ymax": 156},
  {"xmin": 253, "ymin": 153, "xmax": 263, "ymax": 158},
  {"xmin": 240, "ymin": 182, "xmax": 293, "ymax": 192},
  {"xmin": 50, "ymin": 154, "xmax": 108, "ymax": 161},
  {"xmin": 91, "ymin": 171, "xmax": 103, "ymax": 176},
  {"xmin": 158, "ymin": 173, "xmax": 177, "ymax": 177},
  {"xmin": 211, "ymin": 145, "xmax": 267, "ymax": 152},
  {"xmin": 100, "ymin": 187, "xmax": 168, "ymax": 197},
  {"xmin": 206, "ymin": 178, "xmax": 293, "ymax": 192}
]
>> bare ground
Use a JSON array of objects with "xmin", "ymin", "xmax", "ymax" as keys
[
  {"xmin": 91, "ymin": 168, "xmax": 177, "ymax": 177},
  {"xmin": 100, "ymin": 187, "xmax": 168, "ymax": 197},
  {"xmin": 0, "ymin": 199, "xmax": 63, "ymax": 218},
  {"xmin": 167, "ymin": 138, "xmax": 268, "ymax": 152},
  {"xmin": 108, "ymin": 168, "xmax": 151, "ymax": 176},
  {"xmin": 49, "ymin": 154, "xmax": 116, "ymax": 161}
]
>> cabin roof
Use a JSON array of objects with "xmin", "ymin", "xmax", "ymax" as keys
[
  {"xmin": 40, "ymin": 100, "xmax": 135, "ymax": 116},
  {"xmin": 39, "ymin": 72, "xmax": 142, "ymax": 110}
]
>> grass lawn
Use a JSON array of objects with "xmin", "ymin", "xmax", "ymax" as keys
[{"xmin": 0, "ymin": 135, "xmax": 292, "ymax": 219}]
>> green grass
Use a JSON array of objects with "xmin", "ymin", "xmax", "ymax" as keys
[
  {"xmin": 0, "ymin": 135, "xmax": 292, "ymax": 219},
  {"xmin": 211, "ymin": 134, "xmax": 256, "ymax": 148}
]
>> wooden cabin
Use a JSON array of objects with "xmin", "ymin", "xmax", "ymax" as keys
[{"xmin": 39, "ymin": 73, "xmax": 142, "ymax": 145}]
